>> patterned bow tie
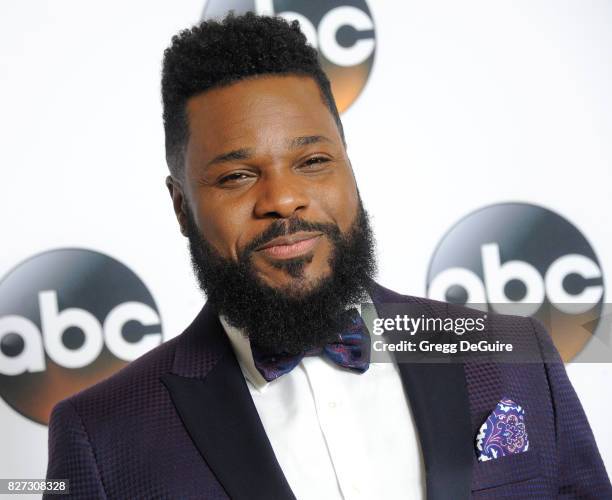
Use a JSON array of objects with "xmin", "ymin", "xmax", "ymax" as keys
[{"xmin": 252, "ymin": 308, "xmax": 371, "ymax": 382}]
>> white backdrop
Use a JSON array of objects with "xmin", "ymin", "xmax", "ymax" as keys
[{"xmin": 1, "ymin": 0, "xmax": 610, "ymax": 488}]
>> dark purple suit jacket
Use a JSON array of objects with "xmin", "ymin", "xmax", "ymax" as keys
[{"xmin": 45, "ymin": 281, "xmax": 611, "ymax": 499}]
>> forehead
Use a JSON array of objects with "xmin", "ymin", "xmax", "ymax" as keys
[{"xmin": 185, "ymin": 75, "xmax": 341, "ymax": 157}]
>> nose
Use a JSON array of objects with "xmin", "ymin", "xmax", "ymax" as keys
[{"xmin": 253, "ymin": 171, "xmax": 309, "ymax": 219}]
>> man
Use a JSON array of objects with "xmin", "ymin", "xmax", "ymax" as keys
[{"xmin": 45, "ymin": 13, "xmax": 610, "ymax": 499}]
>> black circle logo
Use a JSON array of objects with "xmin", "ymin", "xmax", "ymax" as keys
[
  {"xmin": 0, "ymin": 248, "xmax": 162, "ymax": 424},
  {"xmin": 202, "ymin": 0, "xmax": 376, "ymax": 112},
  {"xmin": 426, "ymin": 203, "xmax": 604, "ymax": 361}
]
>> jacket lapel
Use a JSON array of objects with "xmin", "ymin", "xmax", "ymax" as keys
[
  {"xmin": 160, "ymin": 303, "xmax": 295, "ymax": 500},
  {"xmin": 368, "ymin": 281, "xmax": 473, "ymax": 500}
]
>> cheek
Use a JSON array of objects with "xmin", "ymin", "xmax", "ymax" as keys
[
  {"xmin": 317, "ymin": 174, "xmax": 359, "ymax": 231},
  {"xmin": 193, "ymin": 197, "xmax": 253, "ymax": 260}
]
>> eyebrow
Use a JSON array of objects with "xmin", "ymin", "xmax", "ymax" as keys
[
  {"xmin": 206, "ymin": 148, "xmax": 254, "ymax": 169},
  {"xmin": 289, "ymin": 135, "xmax": 333, "ymax": 149},
  {"xmin": 205, "ymin": 135, "xmax": 333, "ymax": 169}
]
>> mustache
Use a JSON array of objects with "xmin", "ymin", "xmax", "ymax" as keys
[{"xmin": 240, "ymin": 216, "xmax": 341, "ymax": 259}]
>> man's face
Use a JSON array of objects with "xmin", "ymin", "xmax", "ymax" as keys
[{"xmin": 171, "ymin": 75, "xmax": 360, "ymax": 294}]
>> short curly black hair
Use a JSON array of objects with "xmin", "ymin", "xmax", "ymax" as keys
[{"xmin": 161, "ymin": 12, "xmax": 344, "ymax": 177}]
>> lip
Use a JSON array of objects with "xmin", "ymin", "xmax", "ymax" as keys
[{"xmin": 256, "ymin": 232, "xmax": 323, "ymax": 259}]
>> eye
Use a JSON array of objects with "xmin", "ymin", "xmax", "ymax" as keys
[
  {"xmin": 300, "ymin": 156, "xmax": 330, "ymax": 169},
  {"xmin": 217, "ymin": 172, "xmax": 254, "ymax": 186}
]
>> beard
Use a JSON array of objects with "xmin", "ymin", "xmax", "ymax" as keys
[{"xmin": 185, "ymin": 201, "xmax": 377, "ymax": 355}]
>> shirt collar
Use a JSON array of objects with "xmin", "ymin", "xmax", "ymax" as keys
[{"xmin": 219, "ymin": 315, "xmax": 269, "ymax": 392}]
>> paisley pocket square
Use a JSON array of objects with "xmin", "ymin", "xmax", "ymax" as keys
[{"xmin": 476, "ymin": 397, "xmax": 529, "ymax": 462}]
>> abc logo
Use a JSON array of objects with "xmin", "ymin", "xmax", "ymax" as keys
[
  {"xmin": 0, "ymin": 249, "xmax": 162, "ymax": 424},
  {"xmin": 427, "ymin": 203, "xmax": 604, "ymax": 361},
  {"xmin": 202, "ymin": 0, "xmax": 376, "ymax": 111}
]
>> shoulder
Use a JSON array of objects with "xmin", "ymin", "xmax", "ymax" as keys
[
  {"xmin": 50, "ymin": 333, "xmax": 181, "ymax": 424},
  {"xmin": 49, "ymin": 302, "xmax": 223, "ymax": 429}
]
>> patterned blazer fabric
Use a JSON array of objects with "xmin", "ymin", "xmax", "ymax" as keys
[{"xmin": 44, "ymin": 281, "xmax": 612, "ymax": 499}]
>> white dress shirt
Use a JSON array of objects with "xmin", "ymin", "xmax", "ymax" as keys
[{"xmin": 219, "ymin": 308, "xmax": 426, "ymax": 500}]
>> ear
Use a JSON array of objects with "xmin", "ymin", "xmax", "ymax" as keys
[{"xmin": 166, "ymin": 175, "xmax": 188, "ymax": 237}]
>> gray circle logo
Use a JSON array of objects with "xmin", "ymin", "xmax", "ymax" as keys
[
  {"xmin": 426, "ymin": 203, "xmax": 604, "ymax": 361},
  {"xmin": 0, "ymin": 248, "xmax": 162, "ymax": 424},
  {"xmin": 202, "ymin": 0, "xmax": 376, "ymax": 112}
]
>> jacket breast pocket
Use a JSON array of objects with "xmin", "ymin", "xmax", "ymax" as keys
[{"xmin": 471, "ymin": 449, "xmax": 541, "ymax": 492}]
